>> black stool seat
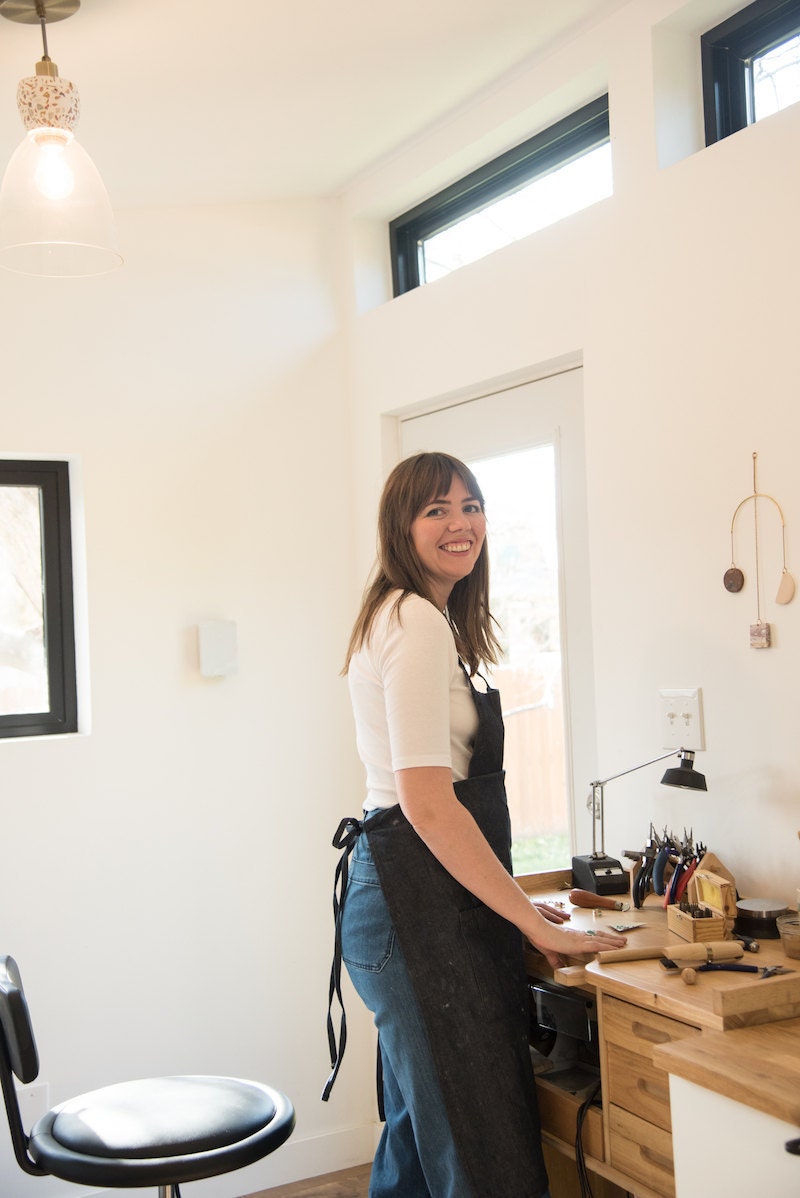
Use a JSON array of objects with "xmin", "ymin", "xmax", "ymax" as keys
[
  {"xmin": 0, "ymin": 956, "xmax": 296, "ymax": 1195},
  {"xmin": 29, "ymin": 1075, "xmax": 294, "ymax": 1187}
]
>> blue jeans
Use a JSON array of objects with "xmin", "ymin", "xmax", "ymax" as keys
[{"xmin": 341, "ymin": 830, "xmax": 472, "ymax": 1198}]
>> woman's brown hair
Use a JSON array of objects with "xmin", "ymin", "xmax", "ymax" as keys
[{"xmin": 343, "ymin": 452, "xmax": 501, "ymax": 675}]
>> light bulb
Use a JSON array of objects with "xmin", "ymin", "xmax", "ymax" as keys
[
  {"xmin": 30, "ymin": 128, "xmax": 75, "ymax": 201},
  {"xmin": 0, "ymin": 123, "xmax": 122, "ymax": 276}
]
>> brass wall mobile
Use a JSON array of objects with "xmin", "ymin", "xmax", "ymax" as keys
[{"xmin": 725, "ymin": 452, "xmax": 794, "ymax": 648}]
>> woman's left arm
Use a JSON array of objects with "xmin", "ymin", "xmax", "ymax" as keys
[{"xmin": 395, "ymin": 765, "xmax": 626, "ymax": 965}]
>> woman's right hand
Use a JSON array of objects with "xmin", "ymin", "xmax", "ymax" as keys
[
  {"xmin": 395, "ymin": 767, "xmax": 629, "ymax": 967},
  {"xmin": 526, "ymin": 916, "xmax": 627, "ymax": 970}
]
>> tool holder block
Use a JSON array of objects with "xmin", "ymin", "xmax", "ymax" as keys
[{"xmin": 667, "ymin": 870, "xmax": 736, "ymax": 942}]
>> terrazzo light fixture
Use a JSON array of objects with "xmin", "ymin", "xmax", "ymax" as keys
[{"xmin": 0, "ymin": 0, "xmax": 122, "ymax": 276}]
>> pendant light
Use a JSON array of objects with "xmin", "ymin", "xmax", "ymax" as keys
[{"xmin": 0, "ymin": 0, "xmax": 122, "ymax": 277}]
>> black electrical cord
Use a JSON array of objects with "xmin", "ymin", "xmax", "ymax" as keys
[{"xmin": 575, "ymin": 1078, "xmax": 603, "ymax": 1198}]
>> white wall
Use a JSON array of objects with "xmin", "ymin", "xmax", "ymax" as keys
[
  {"xmin": 5, "ymin": 1, "xmax": 800, "ymax": 1193},
  {"xmin": 341, "ymin": 0, "xmax": 800, "ymax": 906},
  {"xmin": 0, "ymin": 202, "xmax": 377, "ymax": 1196}
]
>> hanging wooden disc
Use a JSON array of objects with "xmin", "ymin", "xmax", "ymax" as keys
[{"xmin": 724, "ymin": 566, "xmax": 744, "ymax": 592}]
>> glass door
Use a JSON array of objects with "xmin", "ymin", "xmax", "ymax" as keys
[{"xmin": 399, "ymin": 368, "xmax": 594, "ymax": 874}]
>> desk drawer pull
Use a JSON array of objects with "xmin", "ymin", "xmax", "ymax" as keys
[
  {"xmin": 640, "ymin": 1144, "xmax": 673, "ymax": 1172},
  {"xmin": 638, "ymin": 1076, "xmax": 668, "ymax": 1102},
  {"xmin": 632, "ymin": 1019, "xmax": 670, "ymax": 1045}
]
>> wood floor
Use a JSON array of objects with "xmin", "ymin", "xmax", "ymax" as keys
[
  {"xmin": 246, "ymin": 1162, "xmax": 371, "ymax": 1198},
  {"xmin": 245, "ymin": 1153, "xmax": 628, "ymax": 1198}
]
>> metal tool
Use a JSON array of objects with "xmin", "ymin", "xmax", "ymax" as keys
[
  {"xmin": 633, "ymin": 829, "xmax": 658, "ymax": 909},
  {"xmin": 661, "ymin": 960, "xmax": 794, "ymax": 985},
  {"xmin": 732, "ymin": 932, "xmax": 760, "ymax": 953},
  {"xmin": 651, "ymin": 840, "xmax": 673, "ymax": 897},
  {"xmin": 661, "ymin": 959, "xmax": 758, "ymax": 974},
  {"xmin": 568, "ymin": 889, "xmax": 631, "ymax": 912},
  {"xmin": 736, "ymin": 897, "xmax": 788, "ymax": 940}
]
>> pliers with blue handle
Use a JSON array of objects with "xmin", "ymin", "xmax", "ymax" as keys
[{"xmin": 651, "ymin": 841, "xmax": 673, "ymax": 897}]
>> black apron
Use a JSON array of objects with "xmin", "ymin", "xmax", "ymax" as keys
[{"xmin": 326, "ymin": 668, "xmax": 549, "ymax": 1198}]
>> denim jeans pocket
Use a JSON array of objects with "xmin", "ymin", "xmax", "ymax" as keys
[{"xmin": 342, "ymin": 861, "xmax": 395, "ymax": 974}]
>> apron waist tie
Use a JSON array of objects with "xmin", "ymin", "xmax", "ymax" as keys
[{"xmin": 321, "ymin": 816, "xmax": 363, "ymax": 1102}]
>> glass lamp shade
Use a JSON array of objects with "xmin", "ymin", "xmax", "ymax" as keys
[{"xmin": 0, "ymin": 127, "xmax": 122, "ymax": 277}]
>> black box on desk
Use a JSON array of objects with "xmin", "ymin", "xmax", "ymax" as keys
[{"xmin": 572, "ymin": 852, "xmax": 629, "ymax": 896}]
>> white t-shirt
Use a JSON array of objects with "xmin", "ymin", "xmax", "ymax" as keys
[{"xmin": 348, "ymin": 591, "xmax": 479, "ymax": 811}]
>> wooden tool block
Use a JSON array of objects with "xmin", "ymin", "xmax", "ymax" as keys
[
  {"xmin": 667, "ymin": 906, "xmax": 727, "ymax": 942},
  {"xmin": 667, "ymin": 869, "xmax": 736, "ymax": 942}
]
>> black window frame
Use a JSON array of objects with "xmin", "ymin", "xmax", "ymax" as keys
[
  {"xmin": 0, "ymin": 460, "xmax": 78, "ymax": 739},
  {"xmin": 389, "ymin": 94, "xmax": 611, "ymax": 297},
  {"xmin": 702, "ymin": 0, "xmax": 800, "ymax": 144}
]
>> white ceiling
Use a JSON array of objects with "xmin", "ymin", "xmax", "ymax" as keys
[{"xmin": 0, "ymin": 0, "xmax": 626, "ymax": 208}]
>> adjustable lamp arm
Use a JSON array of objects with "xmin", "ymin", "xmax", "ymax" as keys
[
  {"xmin": 589, "ymin": 748, "xmax": 700, "ymax": 858},
  {"xmin": 577, "ymin": 748, "xmax": 705, "ymax": 895},
  {"xmin": 593, "ymin": 749, "xmax": 685, "ymax": 790}
]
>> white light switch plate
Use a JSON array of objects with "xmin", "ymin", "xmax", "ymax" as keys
[{"xmin": 659, "ymin": 687, "xmax": 705, "ymax": 750}]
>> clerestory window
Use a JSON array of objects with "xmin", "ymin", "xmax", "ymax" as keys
[
  {"xmin": 389, "ymin": 95, "xmax": 612, "ymax": 296},
  {"xmin": 702, "ymin": 0, "xmax": 800, "ymax": 143}
]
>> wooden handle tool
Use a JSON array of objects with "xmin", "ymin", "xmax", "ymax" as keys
[
  {"xmin": 568, "ymin": 889, "xmax": 631, "ymax": 912},
  {"xmin": 598, "ymin": 941, "xmax": 744, "ymax": 965}
]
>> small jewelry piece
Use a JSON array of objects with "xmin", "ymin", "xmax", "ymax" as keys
[{"xmin": 585, "ymin": 929, "xmax": 597, "ymax": 937}]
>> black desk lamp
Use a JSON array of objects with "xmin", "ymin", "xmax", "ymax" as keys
[{"xmin": 571, "ymin": 748, "xmax": 707, "ymax": 895}]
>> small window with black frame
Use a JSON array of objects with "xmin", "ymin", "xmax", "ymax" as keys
[
  {"xmin": 389, "ymin": 94, "xmax": 611, "ymax": 297},
  {"xmin": 702, "ymin": 0, "xmax": 800, "ymax": 144},
  {"xmin": 0, "ymin": 460, "xmax": 78, "ymax": 738}
]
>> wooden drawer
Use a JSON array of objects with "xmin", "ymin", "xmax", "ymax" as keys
[
  {"xmin": 603, "ymin": 996, "xmax": 701, "ymax": 1059},
  {"xmin": 606, "ymin": 1042, "xmax": 671, "ymax": 1131},
  {"xmin": 602, "ymin": 996, "xmax": 701, "ymax": 1196},
  {"xmin": 536, "ymin": 1075, "xmax": 604, "ymax": 1161},
  {"xmin": 608, "ymin": 1104, "xmax": 676, "ymax": 1198}
]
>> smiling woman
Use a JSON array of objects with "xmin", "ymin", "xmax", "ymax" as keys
[
  {"xmin": 409, "ymin": 477, "xmax": 487, "ymax": 610},
  {"xmin": 326, "ymin": 448, "xmax": 624, "ymax": 1198}
]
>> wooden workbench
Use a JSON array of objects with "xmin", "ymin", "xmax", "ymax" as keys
[{"xmin": 524, "ymin": 884, "xmax": 800, "ymax": 1196}]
